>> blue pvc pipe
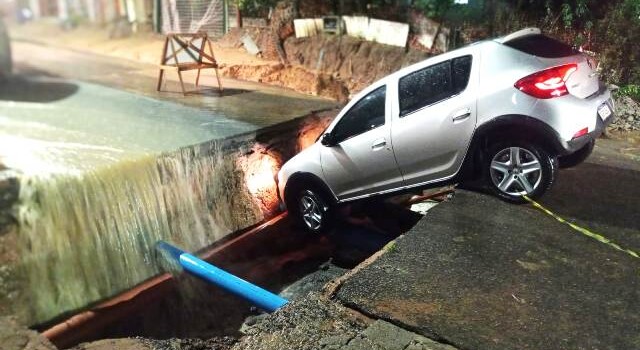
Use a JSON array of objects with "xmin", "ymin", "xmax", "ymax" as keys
[{"xmin": 156, "ymin": 241, "xmax": 288, "ymax": 312}]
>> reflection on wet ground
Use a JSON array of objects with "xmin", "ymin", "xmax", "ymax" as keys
[
  {"xmin": 0, "ymin": 75, "xmax": 79, "ymax": 102},
  {"xmin": 161, "ymin": 87, "xmax": 252, "ymax": 98},
  {"xmin": 0, "ymin": 75, "xmax": 256, "ymax": 175}
]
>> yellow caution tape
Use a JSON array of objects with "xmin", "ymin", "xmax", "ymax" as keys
[{"xmin": 522, "ymin": 195, "xmax": 640, "ymax": 259}]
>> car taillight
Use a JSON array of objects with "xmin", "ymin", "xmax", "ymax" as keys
[
  {"xmin": 514, "ymin": 64, "xmax": 578, "ymax": 99},
  {"xmin": 572, "ymin": 127, "xmax": 588, "ymax": 139}
]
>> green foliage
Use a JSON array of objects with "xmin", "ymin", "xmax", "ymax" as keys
[
  {"xmin": 446, "ymin": 0, "xmax": 639, "ymax": 86},
  {"xmin": 384, "ymin": 240, "xmax": 397, "ymax": 253},
  {"xmin": 412, "ymin": 0, "xmax": 454, "ymax": 19},
  {"xmin": 617, "ymin": 85, "xmax": 640, "ymax": 102},
  {"xmin": 594, "ymin": 0, "xmax": 640, "ymax": 86},
  {"xmin": 560, "ymin": 2, "xmax": 573, "ymax": 28},
  {"xmin": 236, "ymin": 0, "xmax": 278, "ymax": 17}
]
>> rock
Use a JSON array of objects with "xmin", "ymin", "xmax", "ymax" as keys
[
  {"xmin": 232, "ymin": 293, "xmax": 456, "ymax": 350},
  {"xmin": 361, "ymin": 320, "xmax": 422, "ymax": 349},
  {"xmin": 73, "ymin": 337, "xmax": 237, "ymax": 350},
  {"xmin": 233, "ymin": 292, "xmax": 367, "ymax": 350},
  {"xmin": 608, "ymin": 95, "xmax": 640, "ymax": 132},
  {"xmin": 0, "ymin": 316, "xmax": 57, "ymax": 350},
  {"xmin": 142, "ymin": 337, "xmax": 236, "ymax": 350},
  {"xmin": 72, "ymin": 339, "xmax": 149, "ymax": 350}
]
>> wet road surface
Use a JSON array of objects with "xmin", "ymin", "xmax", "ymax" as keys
[
  {"xmin": 0, "ymin": 75, "xmax": 255, "ymax": 175},
  {"xmin": 9, "ymin": 41, "xmax": 337, "ymax": 127},
  {"xmin": 1, "ymin": 41, "xmax": 336, "ymax": 175}
]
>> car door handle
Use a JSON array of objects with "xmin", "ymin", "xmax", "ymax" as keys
[
  {"xmin": 452, "ymin": 108, "xmax": 471, "ymax": 122},
  {"xmin": 372, "ymin": 138, "xmax": 387, "ymax": 150}
]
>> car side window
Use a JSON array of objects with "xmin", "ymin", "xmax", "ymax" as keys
[
  {"xmin": 399, "ymin": 55, "xmax": 473, "ymax": 117},
  {"xmin": 332, "ymin": 86, "xmax": 386, "ymax": 143},
  {"xmin": 452, "ymin": 55, "xmax": 472, "ymax": 94}
]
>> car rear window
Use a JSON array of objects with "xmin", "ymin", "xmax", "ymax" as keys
[{"xmin": 503, "ymin": 34, "xmax": 578, "ymax": 58}]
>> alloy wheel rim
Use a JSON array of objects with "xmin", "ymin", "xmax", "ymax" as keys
[
  {"xmin": 299, "ymin": 191, "xmax": 323, "ymax": 230},
  {"xmin": 490, "ymin": 147, "xmax": 542, "ymax": 196}
]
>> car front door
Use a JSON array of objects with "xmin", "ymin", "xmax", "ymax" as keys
[
  {"xmin": 320, "ymin": 85, "xmax": 404, "ymax": 200},
  {"xmin": 391, "ymin": 55, "xmax": 477, "ymax": 186}
]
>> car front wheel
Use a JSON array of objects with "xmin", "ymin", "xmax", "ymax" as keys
[
  {"xmin": 288, "ymin": 187, "xmax": 332, "ymax": 234},
  {"xmin": 485, "ymin": 142, "xmax": 557, "ymax": 203}
]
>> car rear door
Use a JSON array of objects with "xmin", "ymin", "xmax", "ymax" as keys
[
  {"xmin": 391, "ymin": 55, "xmax": 478, "ymax": 186},
  {"xmin": 320, "ymin": 85, "xmax": 404, "ymax": 200}
]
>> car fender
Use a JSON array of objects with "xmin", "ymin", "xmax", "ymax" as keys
[
  {"xmin": 458, "ymin": 114, "xmax": 564, "ymax": 180},
  {"xmin": 282, "ymin": 172, "xmax": 338, "ymax": 210}
]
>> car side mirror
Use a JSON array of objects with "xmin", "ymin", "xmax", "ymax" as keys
[{"xmin": 320, "ymin": 133, "xmax": 337, "ymax": 147}]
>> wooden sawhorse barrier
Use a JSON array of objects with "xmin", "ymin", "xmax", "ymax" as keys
[{"xmin": 157, "ymin": 32, "xmax": 223, "ymax": 95}]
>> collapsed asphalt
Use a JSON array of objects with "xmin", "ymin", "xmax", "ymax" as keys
[{"xmin": 337, "ymin": 188, "xmax": 640, "ymax": 350}]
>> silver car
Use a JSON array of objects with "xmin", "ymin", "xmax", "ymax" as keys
[{"xmin": 277, "ymin": 28, "xmax": 615, "ymax": 233}]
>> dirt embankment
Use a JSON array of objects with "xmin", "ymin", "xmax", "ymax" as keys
[
  {"xmin": 219, "ymin": 29, "xmax": 430, "ymax": 102},
  {"xmin": 284, "ymin": 35, "xmax": 429, "ymax": 95},
  {"xmin": 0, "ymin": 165, "xmax": 19, "ymax": 318}
]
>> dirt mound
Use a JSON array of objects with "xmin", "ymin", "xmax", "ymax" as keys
[
  {"xmin": 218, "ymin": 27, "xmax": 429, "ymax": 101},
  {"xmin": 284, "ymin": 35, "xmax": 430, "ymax": 94},
  {"xmin": 223, "ymin": 63, "xmax": 349, "ymax": 101},
  {"xmin": 218, "ymin": 30, "xmax": 431, "ymax": 100}
]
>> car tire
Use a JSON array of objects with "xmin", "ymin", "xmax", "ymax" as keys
[
  {"xmin": 484, "ymin": 141, "xmax": 557, "ymax": 203},
  {"xmin": 286, "ymin": 185, "xmax": 333, "ymax": 234},
  {"xmin": 558, "ymin": 139, "xmax": 594, "ymax": 168}
]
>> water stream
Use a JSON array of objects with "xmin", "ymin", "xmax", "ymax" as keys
[
  {"xmin": 0, "ymin": 78, "xmax": 267, "ymax": 324},
  {"xmin": 18, "ymin": 147, "xmax": 265, "ymax": 324}
]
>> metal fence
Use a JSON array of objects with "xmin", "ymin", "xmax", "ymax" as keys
[{"xmin": 161, "ymin": 0, "xmax": 236, "ymax": 38}]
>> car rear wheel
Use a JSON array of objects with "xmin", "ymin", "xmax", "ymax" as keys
[
  {"xmin": 485, "ymin": 141, "xmax": 557, "ymax": 203},
  {"xmin": 287, "ymin": 186, "xmax": 333, "ymax": 234}
]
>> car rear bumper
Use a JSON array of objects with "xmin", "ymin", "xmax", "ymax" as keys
[{"xmin": 563, "ymin": 104, "xmax": 615, "ymax": 154}]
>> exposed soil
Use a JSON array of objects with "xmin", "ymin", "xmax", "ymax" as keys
[
  {"xmin": 218, "ymin": 28, "xmax": 431, "ymax": 101},
  {"xmin": 283, "ymin": 35, "xmax": 429, "ymax": 94},
  {"xmin": 0, "ymin": 225, "xmax": 19, "ymax": 317},
  {"xmin": 223, "ymin": 63, "xmax": 349, "ymax": 101},
  {"xmin": 0, "ymin": 164, "xmax": 20, "ymax": 318}
]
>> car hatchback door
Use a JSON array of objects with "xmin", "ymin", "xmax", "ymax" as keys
[
  {"xmin": 320, "ymin": 85, "xmax": 404, "ymax": 200},
  {"xmin": 391, "ymin": 55, "xmax": 477, "ymax": 186}
]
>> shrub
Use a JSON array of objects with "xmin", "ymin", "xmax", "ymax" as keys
[
  {"xmin": 617, "ymin": 85, "xmax": 640, "ymax": 102},
  {"xmin": 594, "ymin": 0, "xmax": 640, "ymax": 86}
]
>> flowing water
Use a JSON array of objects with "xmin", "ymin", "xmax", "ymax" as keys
[{"xmin": 0, "ymin": 77, "xmax": 268, "ymax": 324}]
